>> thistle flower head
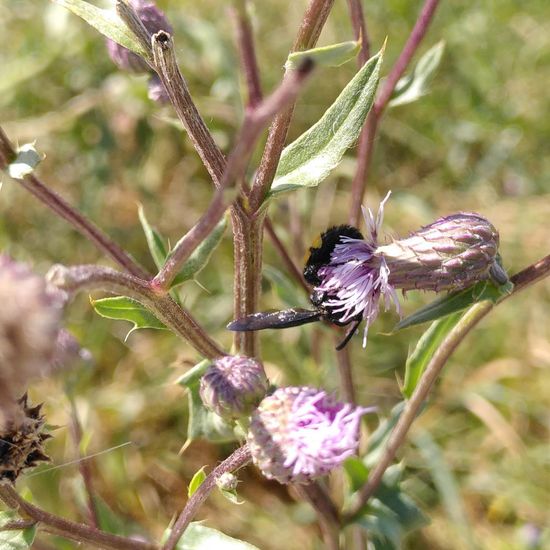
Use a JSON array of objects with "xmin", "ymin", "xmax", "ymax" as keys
[
  {"xmin": 199, "ymin": 356, "xmax": 269, "ymax": 421},
  {"xmin": 0, "ymin": 394, "xmax": 51, "ymax": 484},
  {"xmin": 106, "ymin": 0, "xmax": 173, "ymax": 73},
  {"xmin": 0, "ymin": 256, "xmax": 62, "ymax": 417},
  {"xmin": 247, "ymin": 387, "xmax": 372, "ymax": 484}
]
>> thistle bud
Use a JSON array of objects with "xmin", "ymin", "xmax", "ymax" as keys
[
  {"xmin": 106, "ymin": 1, "xmax": 173, "ymax": 73},
  {"xmin": 247, "ymin": 387, "xmax": 373, "ymax": 484},
  {"xmin": 216, "ymin": 472, "xmax": 238, "ymax": 492},
  {"xmin": 199, "ymin": 356, "xmax": 269, "ymax": 421},
  {"xmin": 0, "ymin": 394, "xmax": 51, "ymax": 483},
  {"xmin": 0, "ymin": 256, "xmax": 62, "ymax": 417},
  {"xmin": 377, "ymin": 212, "xmax": 504, "ymax": 291}
]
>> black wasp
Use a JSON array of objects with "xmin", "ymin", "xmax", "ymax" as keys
[{"xmin": 227, "ymin": 225, "xmax": 365, "ymax": 350}]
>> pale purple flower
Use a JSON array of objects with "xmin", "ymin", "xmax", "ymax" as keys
[
  {"xmin": 314, "ymin": 192, "xmax": 399, "ymax": 346},
  {"xmin": 200, "ymin": 355, "xmax": 269, "ymax": 420},
  {"xmin": 248, "ymin": 386, "xmax": 374, "ymax": 484}
]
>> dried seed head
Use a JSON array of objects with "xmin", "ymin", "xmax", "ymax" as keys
[
  {"xmin": 0, "ymin": 394, "xmax": 51, "ymax": 484},
  {"xmin": 106, "ymin": 0, "xmax": 173, "ymax": 73},
  {"xmin": 199, "ymin": 356, "xmax": 269, "ymax": 421},
  {"xmin": 247, "ymin": 387, "xmax": 373, "ymax": 484},
  {"xmin": 0, "ymin": 256, "xmax": 62, "ymax": 418},
  {"xmin": 378, "ymin": 212, "xmax": 503, "ymax": 291}
]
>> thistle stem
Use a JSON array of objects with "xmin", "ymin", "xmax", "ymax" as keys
[
  {"xmin": 161, "ymin": 445, "xmax": 252, "ymax": 550},
  {"xmin": 47, "ymin": 264, "xmax": 224, "ymax": 359},
  {"xmin": 0, "ymin": 485, "xmax": 156, "ymax": 550},
  {"xmin": 0, "ymin": 126, "xmax": 148, "ymax": 280},
  {"xmin": 232, "ymin": 0, "xmax": 263, "ymax": 108},
  {"xmin": 344, "ymin": 254, "xmax": 550, "ymax": 519}
]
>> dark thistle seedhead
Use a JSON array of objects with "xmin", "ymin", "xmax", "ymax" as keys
[
  {"xmin": 106, "ymin": 0, "xmax": 173, "ymax": 73},
  {"xmin": 0, "ymin": 394, "xmax": 51, "ymax": 484},
  {"xmin": 247, "ymin": 386, "xmax": 373, "ymax": 484},
  {"xmin": 199, "ymin": 356, "xmax": 269, "ymax": 421}
]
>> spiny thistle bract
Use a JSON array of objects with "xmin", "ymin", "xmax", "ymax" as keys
[
  {"xmin": 199, "ymin": 355, "xmax": 269, "ymax": 421},
  {"xmin": 0, "ymin": 394, "xmax": 51, "ymax": 484}
]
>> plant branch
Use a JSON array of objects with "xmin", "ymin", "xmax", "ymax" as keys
[
  {"xmin": 232, "ymin": 0, "xmax": 263, "ymax": 108},
  {"xmin": 249, "ymin": 0, "xmax": 336, "ymax": 211},
  {"xmin": 346, "ymin": 0, "xmax": 370, "ymax": 63},
  {"xmin": 151, "ymin": 59, "xmax": 314, "ymax": 292},
  {"xmin": 348, "ymin": 0, "xmax": 440, "ymax": 227},
  {"xmin": 344, "ymin": 254, "xmax": 550, "ymax": 519},
  {"xmin": 0, "ymin": 126, "xmax": 149, "ymax": 279},
  {"xmin": 334, "ymin": 341, "xmax": 356, "ymax": 403},
  {"xmin": 162, "ymin": 445, "xmax": 252, "ymax": 550},
  {"xmin": 0, "ymin": 484, "xmax": 156, "ymax": 550},
  {"xmin": 47, "ymin": 264, "xmax": 224, "ymax": 359}
]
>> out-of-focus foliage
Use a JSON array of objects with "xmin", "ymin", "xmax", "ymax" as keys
[{"xmin": 0, "ymin": 0, "xmax": 549, "ymax": 548}]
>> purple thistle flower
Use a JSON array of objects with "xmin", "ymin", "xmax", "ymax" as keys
[
  {"xmin": 247, "ymin": 386, "xmax": 374, "ymax": 484},
  {"xmin": 106, "ymin": 0, "xmax": 173, "ymax": 73},
  {"xmin": 200, "ymin": 355, "xmax": 269, "ymax": 421}
]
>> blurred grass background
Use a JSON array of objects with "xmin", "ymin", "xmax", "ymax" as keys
[{"xmin": 1, "ymin": 0, "xmax": 549, "ymax": 548}]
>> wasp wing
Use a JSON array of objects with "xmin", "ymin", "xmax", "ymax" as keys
[{"xmin": 227, "ymin": 309, "xmax": 322, "ymax": 331}]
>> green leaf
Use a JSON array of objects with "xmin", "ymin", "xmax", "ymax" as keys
[
  {"xmin": 402, "ymin": 312, "xmax": 463, "ymax": 399},
  {"xmin": 51, "ymin": 0, "xmax": 148, "ymax": 59},
  {"xmin": 364, "ymin": 402, "xmax": 405, "ymax": 468},
  {"xmin": 263, "ymin": 265, "xmax": 308, "ymax": 308},
  {"xmin": 138, "ymin": 204, "xmax": 169, "ymax": 270},
  {"xmin": 0, "ymin": 512, "xmax": 36, "ymax": 550},
  {"xmin": 394, "ymin": 279, "xmax": 514, "ymax": 331},
  {"xmin": 7, "ymin": 143, "xmax": 44, "ymax": 179},
  {"xmin": 170, "ymin": 522, "xmax": 259, "ymax": 550},
  {"xmin": 219, "ymin": 489, "xmax": 243, "ymax": 505},
  {"xmin": 170, "ymin": 215, "xmax": 227, "ymax": 287},
  {"xmin": 183, "ymin": 380, "xmax": 237, "ymax": 446},
  {"xmin": 90, "ymin": 295, "xmax": 167, "ymax": 336},
  {"xmin": 175, "ymin": 359, "xmax": 211, "ymax": 387},
  {"xmin": 389, "ymin": 41, "xmax": 445, "ymax": 108},
  {"xmin": 188, "ymin": 466, "xmax": 207, "ymax": 498},
  {"xmin": 343, "ymin": 456, "xmax": 369, "ymax": 493},
  {"xmin": 285, "ymin": 39, "xmax": 361, "ymax": 70},
  {"xmin": 268, "ymin": 44, "xmax": 385, "ymax": 200}
]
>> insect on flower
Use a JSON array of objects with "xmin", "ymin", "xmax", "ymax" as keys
[{"xmin": 228, "ymin": 192, "xmax": 508, "ymax": 349}]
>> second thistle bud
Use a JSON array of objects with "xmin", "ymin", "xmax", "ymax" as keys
[
  {"xmin": 377, "ymin": 212, "xmax": 506, "ymax": 291},
  {"xmin": 199, "ymin": 356, "xmax": 269, "ymax": 421}
]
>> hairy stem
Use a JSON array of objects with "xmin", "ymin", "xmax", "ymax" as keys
[
  {"xmin": 232, "ymin": 0, "xmax": 263, "ymax": 108},
  {"xmin": 162, "ymin": 445, "xmax": 252, "ymax": 550},
  {"xmin": 0, "ymin": 126, "xmax": 148, "ymax": 279},
  {"xmin": 0, "ymin": 484, "xmax": 156, "ymax": 550},
  {"xmin": 344, "ymin": 254, "xmax": 550, "ymax": 519},
  {"xmin": 47, "ymin": 264, "xmax": 224, "ymax": 359}
]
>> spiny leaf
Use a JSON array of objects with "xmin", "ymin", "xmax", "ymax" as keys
[
  {"xmin": 90, "ymin": 295, "xmax": 167, "ymax": 337},
  {"xmin": 188, "ymin": 466, "xmax": 207, "ymax": 498},
  {"xmin": 267, "ymin": 43, "xmax": 385, "ymax": 200},
  {"xmin": 51, "ymin": 0, "xmax": 148, "ymax": 59},
  {"xmin": 285, "ymin": 39, "xmax": 361, "ymax": 70},
  {"xmin": 169, "ymin": 522, "xmax": 260, "ymax": 549}
]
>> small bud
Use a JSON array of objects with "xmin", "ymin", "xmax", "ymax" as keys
[
  {"xmin": 0, "ymin": 256, "xmax": 62, "ymax": 416},
  {"xmin": 216, "ymin": 472, "xmax": 238, "ymax": 492},
  {"xmin": 106, "ymin": 0, "xmax": 173, "ymax": 73},
  {"xmin": 199, "ymin": 356, "xmax": 269, "ymax": 420},
  {"xmin": 378, "ymin": 212, "xmax": 504, "ymax": 291},
  {"xmin": 0, "ymin": 394, "xmax": 51, "ymax": 484},
  {"xmin": 247, "ymin": 387, "xmax": 373, "ymax": 484}
]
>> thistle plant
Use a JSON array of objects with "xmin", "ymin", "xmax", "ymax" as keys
[{"xmin": 0, "ymin": 1, "xmax": 548, "ymax": 549}]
